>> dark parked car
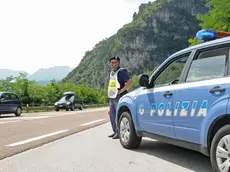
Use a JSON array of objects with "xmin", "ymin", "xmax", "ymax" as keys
[
  {"xmin": 0, "ymin": 92, "xmax": 22, "ymax": 116},
  {"xmin": 54, "ymin": 92, "xmax": 83, "ymax": 111}
]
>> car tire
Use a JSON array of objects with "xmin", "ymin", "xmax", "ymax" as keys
[
  {"xmin": 55, "ymin": 108, "xmax": 59, "ymax": 112},
  {"xmin": 118, "ymin": 111, "xmax": 142, "ymax": 149},
  {"xmin": 70, "ymin": 104, "xmax": 75, "ymax": 111},
  {"xmin": 79, "ymin": 104, "xmax": 83, "ymax": 110},
  {"xmin": 210, "ymin": 125, "xmax": 230, "ymax": 172},
  {"xmin": 15, "ymin": 107, "xmax": 22, "ymax": 116}
]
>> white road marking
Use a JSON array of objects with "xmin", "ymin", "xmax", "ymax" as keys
[
  {"xmin": 6, "ymin": 130, "xmax": 68, "ymax": 147},
  {"xmin": 0, "ymin": 108, "xmax": 108, "ymax": 123},
  {"xmin": 0, "ymin": 116, "xmax": 51, "ymax": 121},
  {"xmin": 81, "ymin": 119, "xmax": 106, "ymax": 126},
  {"xmin": 61, "ymin": 108, "xmax": 108, "ymax": 116},
  {"xmin": 20, "ymin": 116, "xmax": 51, "ymax": 120}
]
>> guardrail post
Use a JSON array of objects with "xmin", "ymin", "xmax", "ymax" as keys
[
  {"xmin": 21, "ymin": 103, "xmax": 108, "ymax": 113},
  {"xmin": 26, "ymin": 104, "xmax": 29, "ymax": 113}
]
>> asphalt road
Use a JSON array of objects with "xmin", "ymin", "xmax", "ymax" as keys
[
  {"xmin": 0, "ymin": 121, "xmax": 212, "ymax": 172},
  {"xmin": 0, "ymin": 107, "xmax": 109, "ymax": 160}
]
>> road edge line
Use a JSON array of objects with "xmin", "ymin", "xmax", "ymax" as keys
[{"xmin": 6, "ymin": 130, "xmax": 68, "ymax": 147}]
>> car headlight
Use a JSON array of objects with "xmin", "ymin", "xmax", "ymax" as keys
[
  {"xmin": 67, "ymin": 102, "xmax": 70, "ymax": 105},
  {"xmin": 55, "ymin": 102, "xmax": 58, "ymax": 106}
]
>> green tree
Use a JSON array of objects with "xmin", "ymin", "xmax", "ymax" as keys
[
  {"xmin": 198, "ymin": 0, "xmax": 230, "ymax": 31},
  {"xmin": 0, "ymin": 75, "xmax": 108, "ymax": 106},
  {"xmin": 0, "ymin": 76, "xmax": 14, "ymax": 92},
  {"xmin": 188, "ymin": 37, "xmax": 203, "ymax": 46},
  {"xmin": 188, "ymin": 0, "xmax": 230, "ymax": 46},
  {"xmin": 13, "ymin": 73, "xmax": 32, "ymax": 104},
  {"xmin": 28, "ymin": 82, "xmax": 44, "ymax": 105}
]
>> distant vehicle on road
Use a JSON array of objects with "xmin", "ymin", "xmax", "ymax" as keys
[
  {"xmin": 54, "ymin": 92, "xmax": 83, "ymax": 111},
  {"xmin": 0, "ymin": 92, "xmax": 22, "ymax": 116}
]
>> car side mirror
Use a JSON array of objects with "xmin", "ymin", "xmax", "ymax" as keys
[{"xmin": 138, "ymin": 74, "xmax": 149, "ymax": 87}]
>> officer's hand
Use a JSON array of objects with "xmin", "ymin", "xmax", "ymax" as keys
[
  {"xmin": 118, "ymin": 90, "xmax": 122, "ymax": 95},
  {"xmin": 118, "ymin": 88, "xmax": 124, "ymax": 95}
]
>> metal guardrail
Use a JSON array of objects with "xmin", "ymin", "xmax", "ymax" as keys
[{"xmin": 21, "ymin": 104, "xmax": 108, "ymax": 113}]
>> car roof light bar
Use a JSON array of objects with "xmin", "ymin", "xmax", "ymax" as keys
[{"xmin": 196, "ymin": 30, "xmax": 230, "ymax": 42}]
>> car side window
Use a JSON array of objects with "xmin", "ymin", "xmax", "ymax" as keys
[
  {"xmin": 154, "ymin": 54, "xmax": 190, "ymax": 88},
  {"xmin": 10, "ymin": 94, "xmax": 19, "ymax": 100},
  {"xmin": 0, "ymin": 94, "xmax": 5, "ymax": 100},
  {"xmin": 186, "ymin": 47, "xmax": 229, "ymax": 82},
  {"xmin": 2, "ymin": 93, "xmax": 10, "ymax": 100}
]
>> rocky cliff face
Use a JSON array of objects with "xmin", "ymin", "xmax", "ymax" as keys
[{"xmin": 63, "ymin": 0, "xmax": 209, "ymax": 89}]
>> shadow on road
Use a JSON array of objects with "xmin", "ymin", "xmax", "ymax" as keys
[
  {"xmin": 0, "ymin": 115, "xmax": 16, "ymax": 118},
  {"xmin": 131, "ymin": 139, "xmax": 212, "ymax": 172}
]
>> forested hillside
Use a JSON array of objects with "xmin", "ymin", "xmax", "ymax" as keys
[
  {"xmin": 131, "ymin": 0, "xmax": 230, "ymax": 91},
  {"xmin": 63, "ymin": 0, "xmax": 209, "ymax": 88}
]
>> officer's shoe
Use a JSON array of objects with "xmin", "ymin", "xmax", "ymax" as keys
[
  {"xmin": 112, "ymin": 133, "xmax": 119, "ymax": 139},
  {"xmin": 108, "ymin": 133, "xmax": 115, "ymax": 138}
]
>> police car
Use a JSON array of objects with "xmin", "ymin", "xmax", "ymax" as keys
[{"xmin": 116, "ymin": 30, "xmax": 230, "ymax": 172}]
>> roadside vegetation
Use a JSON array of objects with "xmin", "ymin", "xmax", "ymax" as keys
[
  {"xmin": 189, "ymin": 0, "xmax": 230, "ymax": 46},
  {"xmin": 0, "ymin": 73, "xmax": 108, "ymax": 106}
]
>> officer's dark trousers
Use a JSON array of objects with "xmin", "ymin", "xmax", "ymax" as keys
[{"xmin": 109, "ymin": 95, "xmax": 121, "ymax": 134}]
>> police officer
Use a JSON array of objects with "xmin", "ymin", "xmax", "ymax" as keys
[{"xmin": 108, "ymin": 56, "xmax": 132, "ymax": 139}]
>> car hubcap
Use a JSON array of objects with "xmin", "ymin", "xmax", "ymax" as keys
[
  {"xmin": 216, "ymin": 135, "xmax": 230, "ymax": 172},
  {"xmin": 120, "ymin": 117, "xmax": 130, "ymax": 143},
  {"xmin": 17, "ymin": 108, "xmax": 21, "ymax": 114}
]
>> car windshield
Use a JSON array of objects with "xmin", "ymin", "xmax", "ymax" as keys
[{"xmin": 59, "ymin": 95, "xmax": 73, "ymax": 102}]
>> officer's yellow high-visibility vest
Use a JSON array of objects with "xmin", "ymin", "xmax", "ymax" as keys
[{"xmin": 108, "ymin": 68, "xmax": 123, "ymax": 98}]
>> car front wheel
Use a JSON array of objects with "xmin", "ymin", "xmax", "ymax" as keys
[
  {"xmin": 15, "ymin": 107, "xmax": 22, "ymax": 116},
  {"xmin": 118, "ymin": 111, "xmax": 142, "ymax": 149},
  {"xmin": 71, "ymin": 104, "xmax": 75, "ymax": 111},
  {"xmin": 79, "ymin": 104, "xmax": 83, "ymax": 110},
  {"xmin": 210, "ymin": 125, "xmax": 230, "ymax": 172}
]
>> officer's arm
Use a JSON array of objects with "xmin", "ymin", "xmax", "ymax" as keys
[
  {"xmin": 122, "ymin": 78, "xmax": 132, "ymax": 92},
  {"xmin": 119, "ymin": 70, "xmax": 132, "ymax": 93}
]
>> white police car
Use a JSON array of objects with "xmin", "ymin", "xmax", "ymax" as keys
[{"xmin": 116, "ymin": 30, "xmax": 230, "ymax": 172}]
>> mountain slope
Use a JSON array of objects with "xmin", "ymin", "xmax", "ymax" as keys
[
  {"xmin": 28, "ymin": 66, "xmax": 73, "ymax": 82},
  {"xmin": 63, "ymin": 0, "xmax": 209, "ymax": 88},
  {"xmin": 0, "ymin": 69, "xmax": 28, "ymax": 79}
]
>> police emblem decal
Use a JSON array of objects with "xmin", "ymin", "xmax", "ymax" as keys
[{"xmin": 138, "ymin": 103, "xmax": 145, "ymax": 115}]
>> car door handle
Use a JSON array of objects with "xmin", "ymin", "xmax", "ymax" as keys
[
  {"xmin": 209, "ymin": 86, "xmax": 225, "ymax": 93},
  {"xmin": 163, "ymin": 91, "xmax": 173, "ymax": 97}
]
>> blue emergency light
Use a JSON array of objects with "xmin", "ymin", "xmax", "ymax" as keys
[
  {"xmin": 196, "ymin": 29, "xmax": 230, "ymax": 42},
  {"xmin": 196, "ymin": 30, "xmax": 217, "ymax": 42}
]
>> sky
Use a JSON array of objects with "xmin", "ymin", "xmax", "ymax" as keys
[{"xmin": 0, "ymin": 0, "xmax": 153, "ymax": 74}]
